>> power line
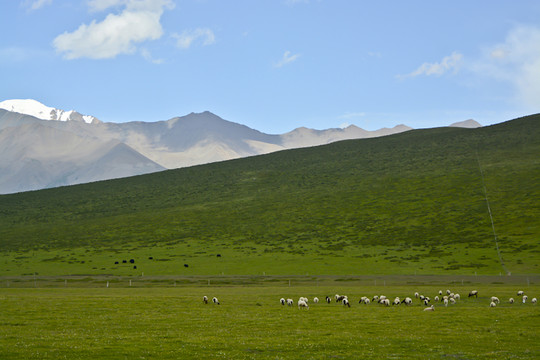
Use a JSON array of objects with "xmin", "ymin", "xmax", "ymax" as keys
[{"xmin": 476, "ymin": 151, "xmax": 509, "ymax": 275}]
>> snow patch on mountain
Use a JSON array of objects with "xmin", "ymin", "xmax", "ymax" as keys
[{"xmin": 0, "ymin": 99, "xmax": 100, "ymax": 124}]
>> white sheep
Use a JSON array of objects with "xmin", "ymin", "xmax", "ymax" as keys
[
  {"xmin": 393, "ymin": 297, "xmax": 401, "ymax": 306},
  {"xmin": 212, "ymin": 297, "xmax": 220, "ymax": 305},
  {"xmin": 490, "ymin": 301, "xmax": 497, "ymax": 307},
  {"xmin": 423, "ymin": 305, "xmax": 435, "ymax": 311},
  {"xmin": 313, "ymin": 297, "xmax": 319, "ymax": 303},
  {"xmin": 469, "ymin": 290, "xmax": 478, "ymax": 298},
  {"xmin": 414, "ymin": 292, "xmax": 419, "ymax": 299},
  {"xmin": 454, "ymin": 293, "xmax": 460, "ymax": 301},
  {"xmin": 298, "ymin": 300, "xmax": 309, "ymax": 309},
  {"xmin": 532, "ymin": 298, "xmax": 537, "ymax": 304},
  {"xmin": 364, "ymin": 298, "xmax": 371, "ymax": 305},
  {"xmin": 203, "ymin": 296, "xmax": 208, "ymax": 304},
  {"xmin": 287, "ymin": 298, "xmax": 294, "ymax": 306},
  {"xmin": 325, "ymin": 296, "xmax": 331, "ymax": 303},
  {"xmin": 509, "ymin": 298, "xmax": 514, "ymax": 304},
  {"xmin": 434, "ymin": 296, "xmax": 440, "ymax": 302},
  {"xmin": 517, "ymin": 290, "xmax": 524, "ymax": 296},
  {"xmin": 380, "ymin": 298, "xmax": 390, "ymax": 306},
  {"xmin": 443, "ymin": 298, "xmax": 448, "ymax": 307},
  {"xmin": 299, "ymin": 297, "xmax": 308, "ymax": 304},
  {"xmin": 438, "ymin": 290, "xmax": 443, "ymax": 295},
  {"xmin": 523, "ymin": 295, "xmax": 528, "ymax": 304},
  {"xmin": 343, "ymin": 298, "xmax": 351, "ymax": 307},
  {"xmin": 446, "ymin": 289, "xmax": 451, "ymax": 295},
  {"xmin": 490, "ymin": 296, "xmax": 500, "ymax": 304},
  {"xmin": 280, "ymin": 298, "xmax": 286, "ymax": 305},
  {"xmin": 450, "ymin": 298, "xmax": 456, "ymax": 305},
  {"xmin": 402, "ymin": 297, "xmax": 412, "ymax": 305}
]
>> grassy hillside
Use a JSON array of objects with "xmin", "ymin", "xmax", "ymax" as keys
[{"xmin": 0, "ymin": 114, "xmax": 538, "ymax": 276}]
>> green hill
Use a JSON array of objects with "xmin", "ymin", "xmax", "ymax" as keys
[{"xmin": 1, "ymin": 114, "xmax": 539, "ymax": 276}]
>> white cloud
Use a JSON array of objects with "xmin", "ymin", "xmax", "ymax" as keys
[
  {"xmin": 400, "ymin": 52, "xmax": 463, "ymax": 78},
  {"xmin": 53, "ymin": 0, "xmax": 174, "ymax": 59},
  {"xmin": 274, "ymin": 51, "xmax": 300, "ymax": 68},
  {"xmin": 140, "ymin": 48, "xmax": 164, "ymax": 64},
  {"xmin": 25, "ymin": 0, "xmax": 52, "ymax": 10},
  {"xmin": 172, "ymin": 28, "xmax": 215, "ymax": 49},
  {"xmin": 87, "ymin": 0, "xmax": 126, "ymax": 12},
  {"xmin": 473, "ymin": 25, "xmax": 540, "ymax": 108}
]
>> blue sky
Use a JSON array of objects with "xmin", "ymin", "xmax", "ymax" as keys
[{"xmin": 1, "ymin": 0, "xmax": 539, "ymax": 133}]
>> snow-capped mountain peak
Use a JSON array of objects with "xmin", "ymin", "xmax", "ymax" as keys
[{"xmin": 0, "ymin": 99, "xmax": 100, "ymax": 124}]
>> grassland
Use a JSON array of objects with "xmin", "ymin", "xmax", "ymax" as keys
[
  {"xmin": 0, "ymin": 114, "xmax": 539, "ymax": 277},
  {"xmin": 1, "ymin": 282, "xmax": 539, "ymax": 359}
]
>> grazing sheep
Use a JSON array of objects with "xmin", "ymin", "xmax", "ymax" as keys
[
  {"xmin": 423, "ymin": 298, "xmax": 430, "ymax": 306},
  {"xmin": 203, "ymin": 296, "xmax": 208, "ymax": 304},
  {"xmin": 450, "ymin": 298, "xmax": 456, "ymax": 305},
  {"xmin": 299, "ymin": 297, "xmax": 308, "ymax": 304},
  {"xmin": 469, "ymin": 290, "xmax": 478, "ymax": 298},
  {"xmin": 443, "ymin": 298, "xmax": 448, "ymax": 307},
  {"xmin": 423, "ymin": 305, "xmax": 435, "ymax": 311},
  {"xmin": 491, "ymin": 296, "xmax": 500, "ymax": 304},
  {"xmin": 372, "ymin": 295, "xmax": 379, "ymax": 302},
  {"xmin": 454, "ymin": 293, "xmax": 460, "ymax": 301},
  {"xmin": 439, "ymin": 290, "xmax": 443, "ymax": 295},
  {"xmin": 434, "ymin": 296, "xmax": 440, "ymax": 302},
  {"xmin": 414, "ymin": 292, "xmax": 419, "ymax": 299},
  {"xmin": 517, "ymin": 290, "xmax": 524, "ymax": 296},
  {"xmin": 287, "ymin": 299, "xmax": 294, "ymax": 306},
  {"xmin": 298, "ymin": 300, "xmax": 309, "ymax": 309},
  {"xmin": 446, "ymin": 289, "xmax": 451, "ymax": 295},
  {"xmin": 326, "ymin": 296, "xmax": 331, "ymax": 304},
  {"xmin": 532, "ymin": 298, "xmax": 537, "ymax": 304},
  {"xmin": 402, "ymin": 297, "xmax": 413, "ymax": 305},
  {"xmin": 343, "ymin": 298, "xmax": 351, "ymax": 307},
  {"xmin": 509, "ymin": 298, "xmax": 515, "ymax": 304},
  {"xmin": 490, "ymin": 301, "xmax": 497, "ymax": 307},
  {"xmin": 314, "ymin": 297, "xmax": 319, "ymax": 303},
  {"xmin": 212, "ymin": 297, "xmax": 220, "ymax": 305},
  {"xmin": 280, "ymin": 298, "xmax": 286, "ymax": 305},
  {"xmin": 380, "ymin": 298, "xmax": 390, "ymax": 306},
  {"xmin": 393, "ymin": 297, "xmax": 401, "ymax": 306},
  {"xmin": 419, "ymin": 295, "xmax": 425, "ymax": 301},
  {"xmin": 523, "ymin": 295, "xmax": 528, "ymax": 304},
  {"xmin": 336, "ymin": 295, "xmax": 347, "ymax": 303}
]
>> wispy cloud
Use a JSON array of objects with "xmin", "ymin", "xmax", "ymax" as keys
[
  {"xmin": 274, "ymin": 50, "xmax": 300, "ymax": 68},
  {"xmin": 399, "ymin": 51, "xmax": 463, "ymax": 78},
  {"xmin": 140, "ymin": 48, "xmax": 164, "ymax": 64},
  {"xmin": 172, "ymin": 28, "xmax": 215, "ymax": 49},
  {"xmin": 53, "ymin": 0, "xmax": 174, "ymax": 59},
  {"xmin": 24, "ymin": 0, "xmax": 52, "ymax": 11},
  {"xmin": 472, "ymin": 25, "xmax": 540, "ymax": 108}
]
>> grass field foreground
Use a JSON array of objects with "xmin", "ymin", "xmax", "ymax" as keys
[{"xmin": 1, "ymin": 284, "xmax": 539, "ymax": 359}]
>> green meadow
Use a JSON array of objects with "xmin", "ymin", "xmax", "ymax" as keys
[{"xmin": 1, "ymin": 283, "xmax": 539, "ymax": 359}]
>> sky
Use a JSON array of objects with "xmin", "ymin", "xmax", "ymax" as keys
[{"xmin": 1, "ymin": 0, "xmax": 540, "ymax": 134}]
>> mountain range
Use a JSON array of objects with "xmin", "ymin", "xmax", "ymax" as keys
[{"xmin": 0, "ymin": 99, "xmax": 481, "ymax": 194}]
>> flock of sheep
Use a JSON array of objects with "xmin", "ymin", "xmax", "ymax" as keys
[{"xmin": 270, "ymin": 289, "xmax": 538, "ymax": 311}]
